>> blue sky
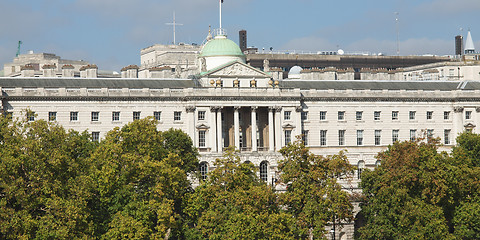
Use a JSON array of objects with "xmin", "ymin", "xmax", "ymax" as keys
[{"xmin": 1, "ymin": 0, "xmax": 479, "ymax": 71}]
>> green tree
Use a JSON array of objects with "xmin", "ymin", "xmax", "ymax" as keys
[
  {"xmin": 278, "ymin": 139, "xmax": 355, "ymax": 239},
  {"xmin": 184, "ymin": 147, "xmax": 298, "ymax": 240},
  {"xmin": 0, "ymin": 113, "xmax": 97, "ymax": 239}
]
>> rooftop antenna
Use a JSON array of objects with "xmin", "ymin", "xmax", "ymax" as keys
[
  {"xmin": 16, "ymin": 41, "xmax": 22, "ymax": 57},
  {"xmin": 395, "ymin": 12, "xmax": 399, "ymax": 56},
  {"xmin": 165, "ymin": 12, "xmax": 183, "ymax": 45}
]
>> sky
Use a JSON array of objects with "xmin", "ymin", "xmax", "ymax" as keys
[{"xmin": 1, "ymin": 0, "xmax": 479, "ymax": 72}]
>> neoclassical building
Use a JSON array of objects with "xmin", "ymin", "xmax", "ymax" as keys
[{"xmin": 2, "ymin": 30, "xmax": 480, "ymax": 239}]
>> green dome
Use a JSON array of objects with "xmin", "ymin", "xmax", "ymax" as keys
[{"xmin": 199, "ymin": 36, "xmax": 245, "ymax": 58}]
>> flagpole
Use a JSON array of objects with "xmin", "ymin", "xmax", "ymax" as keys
[{"xmin": 219, "ymin": 0, "xmax": 222, "ymax": 29}]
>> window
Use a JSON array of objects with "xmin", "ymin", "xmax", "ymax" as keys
[
  {"xmin": 409, "ymin": 111, "xmax": 416, "ymax": 120},
  {"xmin": 466, "ymin": 111, "xmax": 472, "ymax": 120},
  {"xmin": 198, "ymin": 111, "xmax": 206, "ymax": 120},
  {"xmin": 27, "ymin": 112, "xmax": 35, "ymax": 122},
  {"xmin": 320, "ymin": 111, "xmax": 327, "ymax": 121},
  {"xmin": 198, "ymin": 130, "xmax": 206, "ymax": 147},
  {"xmin": 320, "ymin": 130, "xmax": 327, "ymax": 146},
  {"xmin": 392, "ymin": 130, "xmax": 399, "ymax": 142},
  {"xmin": 444, "ymin": 129, "xmax": 451, "ymax": 145},
  {"xmin": 154, "ymin": 111, "xmax": 161, "ymax": 121},
  {"xmin": 357, "ymin": 130, "xmax": 364, "ymax": 146},
  {"xmin": 199, "ymin": 162, "xmax": 208, "ymax": 181},
  {"xmin": 133, "ymin": 111, "xmax": 141, "ymax": 120},
  {"xmin": 338, "ymin": 130, "xmax": 345, "ymax": 146},
  {"xmin": 410, "ymin": 129, "xmax": 417, "ymax": 141},
  {"xmin": 70, "ymin": 112, "xmax": 78, "ymax": 121},
  {"xmin": 392, "ymin": 111, "xmax": 399, "ymax": 120},
  {"xmin": 427, "ymin": 129, "xmax": 434, "ymax": 138},
  {"xmin": 174, "ymin": 111, "xmax": 182, "ymax": 121},
  {"xmin": 91, "ymin": 112, "xmax": 99, "ymax": 122},
  {"xmin": 48, "ymin": 112, "xmax": 57, "ymax": 121},
  {"xmin": 375, "ymin": 130, "xmax": 381, "ymax": 145},
  {"xmin": 260, "ymin": 161, "xmax": 268, "ymax": 182},
  {"xmin": 338, "ymin": 111, "xmax": 345, "ymax": 121},
  {"xmin": 112, "ymin": 112, "xmax": 120, "ymax": 121},
  {"xmin": 375, "ymin": 160, "xmax": 381, "ymax": 167},
  {"xmin": 301, "ymin": 111, "xmax": 308, "ymax": 121},
  {"xmin": 427, "ymin": 111, "xmax": 433, "ymax": 120},
  {"xmin": 284, "ymin": 111, "xmax": 291, "ymax": 120},
  {"xmin": 358, "ymin": 161, "xmax": 365, "ymax": 179},
  {"xmin": 444, "ymin": 111, "xmax": 450, "ymax": 120},
  {"xmin": 302, "ymin": 130, "xmax": 309, "ymax": 146},
  {"xmin": 374, "ymin": 111, "xmax": 381, "ymax": 121},
  {"xmin": 356, "ymin": 111, "xmax": 363, "ymax": 121},
  {"xmin": 285, "ymin": 130, "xmax": 292, "ymax": 145},
  {"xmin": 91, "ymin": 132, "xmax": 100, "ymax": 142}
]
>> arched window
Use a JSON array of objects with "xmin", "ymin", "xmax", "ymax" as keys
[
  {"xmin": 199, "ymin": 162, "xmax": 208, "ymax": 181},
  {"xmin": 357, "ymin": 160, "xmax": 365, "ymax": 179},
  {"xmin": 260, "ymin": 161, "xmax": 269, "ymax": 182},
  {"xmin": 375, "ymin": 160, "xmax": 381, "ymax": 167}
]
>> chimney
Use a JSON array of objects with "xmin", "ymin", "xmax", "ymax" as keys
[
  {"xmin": 20, "ymin": 64, "xmax": 35, "ymax": 77},
  {"xmin": 149, "ymin": 66, "xmax": 173, "ymax": 78},
  {"xmin": 61, "ymin": 64, "xmax": 75, "ymax": 77},
  {"xmin": 121, "ymin": 65, "xmax": 139, "ymax": 78},
  {"xmin": 42, "ymin": 64, "xmax": 57, "ymax": 77},
  {"xmin": 80, "ymin": 64, "xmax": 98, "ymax": 78}
]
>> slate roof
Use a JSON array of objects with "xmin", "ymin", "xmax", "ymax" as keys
[{"xmin": 0, "ymin": 78, "xmax": 195, "ymax": 88}]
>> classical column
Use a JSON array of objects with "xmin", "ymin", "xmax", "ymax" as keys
[
  {"xmin": 268, "ymin": 107, "xmax": 275, "ymax": 152},
  {"xmin": 295, "ymin": 106, "xmax": 302, "ymax": 139},
  {"xmin": 217, "ymin": 107, "xmax": 223, "ymax": 152},
  {"xmin": 234, "ymin": 106, "xmax": 240, "ymax": 150},
  {"xmin": 210, "ymin": 107, "xmax": 217, "ymax": 152},
  {"xmin": 274, "ymin": 107, "xmax": 282, "ymax": 150},
  {"xmin": 251, "ymin": 106, "xmax": 258, "ymax": 152},
  {"xmin": 186, "ymin": 106, "xmax": 196, "ymax": 147}
]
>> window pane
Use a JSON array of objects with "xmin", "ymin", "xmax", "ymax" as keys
[
  {"xmin": 356, "ymin": 111, "xmax": 363, "ymax": 121},
  {"xmin": 48, "ymin": 112, "xmax": 57, "ymax": 121},
  {"xmin": 320, "ymin": 130, "xmax": 327, "ymax": 146},
  {"xmin": 154, "ymin": 111, "xmax": 161, "ymax": 121},
  {"xmin": 357, "ymin": 130, "xmax": 363, "ymax": 146},
  {"xmin": 199, "ymin": 162, "xmax": 208, "ymax": 181},
  {"xmin": 70, "ymin": 112, "xmax": 78, "ymax": 121},
  {"xmin": 392, "ymin": 130, "xmax": 399, "ymax": 142},
  {"xmin": 374, "ymin": 111, "xmax": 380, "ymax": 121},
  {"xmin": 199, "ymin": 130, "xmax": 206, "ymax": 147},
  {"xmin": 338, "ymin": 111, "xmax": 345, "ymax": 121},
  {"xmin": 91, "ymin": 132, "xmax": 100, "ymax": 142},
  {"xmin": 375, "ymin": 130, "xmax": 381, "ymax": 145},
  {"xmin": 260, "ymin": 161, "xmax": 268, "ymax": 182},
  {"xmin": 112, "ymin": 112, "xmax": 120, "ymax": 121},
  {"xmin": 410, "ymin": 129, "xmax": 417, "ymax": 141},
  {"xmin": 174, "ymin": 111, "xmax": 182, "ymax": 121},
  {"xmin": 392, "ymin": 111, "xmax": 399, "ymax": 120},
  {"xmin": 409, "ymin": 111, "xmax": 416, "ymax": 120},
  {"xmin": 320, "ymin": 111, "xmax": 326, "ymax": 120},
  {"xmin": 444, "ymin": 111, "xmax": 450, "ymax": 120},
  {"xmin": 133, "ymin": 111, "xmax": 141, "ymax": 120},
  {"xmin": 284, "ymin": 111, "xmax": 291, "ymax": 120},
  {"xmin": 285, "ymin": 130, "xmax": 292, "ymax": 145},
  {"xmin": 198, "ymin": 111, "xmax": 206, "ymax": 120},
  {"xmin": 444, "ymin": 129, "xmax": 451, "ymax": 145},
  {"xmin": 91, "ymin": 112, "xmax": 99, "ymax": 121}
]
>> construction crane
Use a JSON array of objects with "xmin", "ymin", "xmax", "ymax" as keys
[{"xmin": 16, "ymin": 41, "xmax": 22, "ymax": 57}]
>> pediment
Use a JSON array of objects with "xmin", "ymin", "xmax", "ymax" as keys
[
  {"xmin": 202, "ymin": 61, "xmax": 270, "ymax": 78},
  {"xmin": 464, "ymin": 123, "xmax": 476, "ymax": 129},
  {"xmin": 196, "ymin": 123, "xmax": 210, "ymax": 130},
  {"xmin": 282, "ymin": 123, "xmax": 295, "ymax": 129}
]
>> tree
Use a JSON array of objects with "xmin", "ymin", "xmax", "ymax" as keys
[
  {"xmin": 184, "ymin": 147, "xmax": 298, "ymax": 239},
  {"xmin": 278, "ymin": 139, "xmax": 355, "ymax": 239}
]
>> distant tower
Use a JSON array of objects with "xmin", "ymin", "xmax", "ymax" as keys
[
  {"xmin": 455, "ymin": 35, "xmax": 464, "ymax": 56},
  {"xmin": 465, "ymin": 30, "xmax": 476, "ymax": 54},
  {"xmin": 239, "ymin": 30, "xmax": 247, "ymax": 52}
]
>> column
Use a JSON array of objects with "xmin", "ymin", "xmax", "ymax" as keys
[
  {"xmin": 217, "ymin": 107, "xmax": 223, "ymax": 152},
  {"xmin": 186, "ymin": 106, "xmax": 196, "ymax": 147},
  {"xmin": 268, "ymin": 107, "xmax": 275, "ymax": 152},
  {"xmin": 234, "ymin": 106, "xmax": 240, "ymax": 150},
  {"xmin": 275, "ymin": 107, "xmax": 282, "ymax": 150},
  {"xmin": 210, "ymin": 107, "xmax": 217, "ymax": 152},
  {"xmin": 295, "ymin": 106, "xmax": 302, "ymax": 139},
  {"xmin": 251, "ymin": 106, "xmax": 258, "ymax": 152}
]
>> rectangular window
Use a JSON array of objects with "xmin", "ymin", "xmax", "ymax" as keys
[
  {"xmin": 174, "ymin": 111, "xmax": 182, "ymax": 121},
  {"xmin": 374, "ymin": 111, "xmax": 381, "ymax": 121},
  {"xmin": 409, "ymin": 111, "xmax": 416, "ymax": 120},
  {"xmin": 70, "ymin": 112, "xmax": 78, "ymax": 121},
  {"xmin": 444, "ymin": 111, "xmax": 450, "ymax": 120},
  {"xmin": 444, "ymin": 129, "xmax": 451, "ymax": 145},
  {"xmin": 112, "ymin": 112, "xmax": 120, "ymax": 121},
  {"xmin": 338, "ymin": 111, "xmax": 345, "ymax": 121},
  {"xmin": 427, "ymin": 111, "xmax": 433, "ymax": 120},
  {"xmin": 198, "ymin": 111, "xmax": 206, "ymax": 121},
  {"xmin": 392, "ymin": 129, "xmax": 399, "ymax": 142},
  {"xmin": 339, "ymin": 130, "xmax": 345, "ymax": 146},
  {"xmin": 466, "ymin": 111, "xmax": 472, "ymax": 120},
  {"xmin": 285, "ymin": 130, "xmax": 292, "ymax": 145},
  {"xmin": 27, "ymin": 112, "xmax": 35, "ymax": 122},
  {"xmin": 410, "ymin": 129, "xmax": 417, "ymax": 141},
  {"xmin": 320, "ymin": 111, "xmax": 327, "ymax": 121},
  {"xmin": 91, "ymin": 132, "xmax": 100, "ymax": 142},
  {"xmin": 302, "ymin": 130, "xmax": 309, "ymax": 146},
  {"xmin": 375, "ymin": 130, "xmax": 381, "ymax": 146},
  {"xmin": 198, "ymin": 130, "xmax": 206, "ymax": 147},
  {"xmin": 133, "ymin": 111, "xmax": 141, "ymax": 120},
  {"xmin": 301, "ymin": 111, "xmax": 308, "ymax": 121},
  {"xmin": 427, "ymin": 129, "xmax": 434, "ymax": 138},
  {"xmin": 154, "ymin": 111, "xmax": 161, "ymax": 121},
  {"xmin": 392, "ymin": 111, "xmax": 399, "ymax": 120},
  {"xmin": 357, "ymin": 130, "xmax": 364, "ymax": 146},
  {"xmin": 320, "ymin": 130, "xmax": 327, "ymax": 146},
  {"xmin": 48, "ymin": 112, "xmax": 57, "ymax": 121},
  {"xmin": 91, "ymin": 112, "xmax": 99, "ymax": 122},
  {"xmin": 284, "ymin": 111, "xmax": 291, "ymax": 120},
  {"xmin": 356, "ymin": 111, "xmax": 363, "ymax": 121}
]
